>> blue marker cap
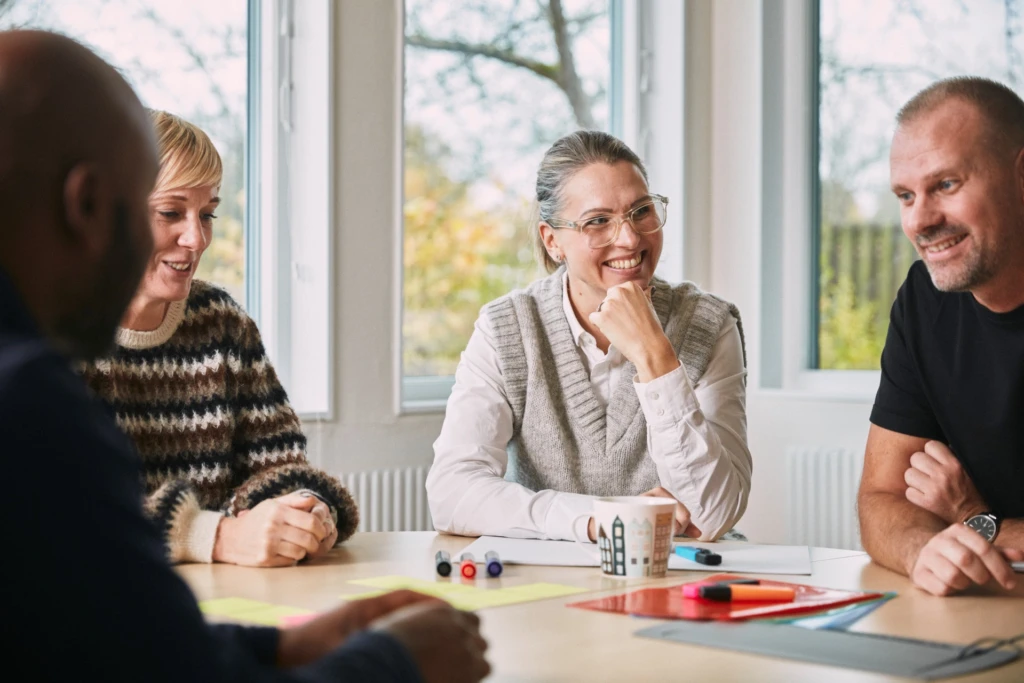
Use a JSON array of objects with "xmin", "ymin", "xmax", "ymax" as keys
[
  {"xmin": 435, "ymin": 550, "xmax": 452, "ymax": 577},
  {"xmin": 674, "ymin": 545, "xmax": 722, "ymax": 566},
  {"xmin": 484, "ymin": 550, "xmax": 503, "ymax": 577}
]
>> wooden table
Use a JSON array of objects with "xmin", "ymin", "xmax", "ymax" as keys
[{"xmin": 178, "ymin": 532, "xmax": 1024, "ymax": 682}]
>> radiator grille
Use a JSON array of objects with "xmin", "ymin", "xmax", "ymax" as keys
[
  {"xmin": 786, "ymin": 447, "xmax": 863, "ymax": 550},
  {"xmin": 342, "ymin": 466, "xmax": 434, "ymax": 532}
]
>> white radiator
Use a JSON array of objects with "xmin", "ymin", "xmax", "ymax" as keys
[
  {"xmin": 786, "ymin": 447, "xmax": 863, "ymax": 550},
  {"xmin": 342, "ymin": 467, "xmax": 434, "ymax": 532}
]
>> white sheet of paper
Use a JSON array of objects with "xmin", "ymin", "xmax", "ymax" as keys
[
  {"xmin": 457, "ymin": 536, "xmax": 599, "ymax": 567},
  {"xmin": 457, "ymin": 537, "xmax": 812, "ymax": 575},
  {"xmin": 669, "ymin": 541, "xmax": 812, "ymax": 575}
]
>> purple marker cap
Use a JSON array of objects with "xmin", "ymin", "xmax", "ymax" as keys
[{"xmin": 484, "ymin": 550, "xmax": 503, "ymax": 577}]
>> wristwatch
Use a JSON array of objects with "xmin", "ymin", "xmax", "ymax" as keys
[{"xmin": 964, "ymin": 512, "xmax": 1000, "ymax": 542}]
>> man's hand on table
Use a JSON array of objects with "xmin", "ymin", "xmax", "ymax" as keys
[
  {"xmin": 904, "ymin": 441, "xmax": 987, "ymax": 524},
  {"xmin": 373, "ymin": 599, "xmax": 491, "ymax": 683},
  {"xmin": 276, "ymin": 589, "xmax": 490, "ymax": 682},
  {"xmin": 909, "ymin": 523, "xmax": 1024, "ymax": 596}
]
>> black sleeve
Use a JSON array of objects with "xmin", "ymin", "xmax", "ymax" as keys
[
  {"xmin": 869, "ymin": 278, "xmax": 944, "ymax": 440},
  {"xmin": 0, "ymin": 346, "xmax": 420, "ymax": 683}
]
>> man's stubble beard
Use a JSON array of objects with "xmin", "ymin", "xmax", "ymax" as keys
[{"xmin": 57, "ymin": 202, "xmax": 149, "ymax": 361}]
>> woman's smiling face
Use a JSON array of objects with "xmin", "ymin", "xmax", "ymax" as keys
[
  {"xmin": 541, "ymin": 160, "xmax": 663, "ymax": 301},
  {"xmin": 137, "ymin": 185, "xmax": 219, "ymax": 304}
]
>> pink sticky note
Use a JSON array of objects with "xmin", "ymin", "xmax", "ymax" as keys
[{"xmin": 280, "ymin": 613, "xmax": 318, "ymax": 628}]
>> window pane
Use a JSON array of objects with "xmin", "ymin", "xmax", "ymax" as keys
[
  {"xmin": 1, "ymin": 0, "xmax": 248, "ymax": 304},
  {"xmin": 817, "ymin": 0, "xmax": 1023, "ymax": 369},
  {"xmin": 403, "ymin": 0, "xmax": 612, "ymax": 378}
]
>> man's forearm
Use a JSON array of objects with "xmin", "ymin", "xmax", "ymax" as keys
[
  {"xmin": 995, "ymin": 519, "xmax": 1024, "ymax": 551},
  {"xmin": 859, "ymin": 490, "xmax": 946, "ymax": 576}
]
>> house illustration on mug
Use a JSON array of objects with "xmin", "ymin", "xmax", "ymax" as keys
[
  {"xmin": 652, "ymin": 511, "xmax": 672, "ymax": 568},
  {"xmin": 599, "ymin": 512, "xmax": 674, "ymax": 577},
  {"xmin": 598, "ymin": 516, "xmax": 627, "ymax": 575},
  {"xmin": 627, "ymin": 519, "xmax": 653, "ymax": 577}
]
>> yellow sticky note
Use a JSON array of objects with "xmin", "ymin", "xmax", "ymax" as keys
[
  {"xmin": 340, "ymin": 589, "xmax": 390, "ymax": 601},
  {"xmin": 349, "ymin": 576, "xmax": 477, "ymax": 597},
  {"xmin": 501, "ymin": 582, "xmax": 590, "ymax": 600},
  {"xmin": 343, "ymin": 577, "xmax": 589, "ymax": 611},
  {"xmin": 199, "ymin": 597, "xmax": 312, "ymax": 626}
]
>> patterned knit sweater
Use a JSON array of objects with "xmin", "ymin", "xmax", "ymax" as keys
[{"xmin": 80, "ymin": 280, "xmax": 358, "ymax": 563}]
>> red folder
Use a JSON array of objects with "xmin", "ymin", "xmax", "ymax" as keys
[{"xmin": 568, "ymin": 574, "xmax": 885, "ymax": 621}]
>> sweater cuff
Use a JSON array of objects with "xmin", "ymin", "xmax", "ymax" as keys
[
  {"xmin": 180, "ymin": 510, "xmax": 225, "ymax": 564},
  {"xmin": 299, "ymin": 630, "xmax": 423, "ymax": 683},
  {"xmin": 295, "ymin": 488, "xmax": 339, "ymax": 524}
]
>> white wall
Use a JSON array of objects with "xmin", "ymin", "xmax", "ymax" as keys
[
  {"xmin": 706, "ymin": 0, "xmax": 875, "ymax": 543},
  {"xmin": 303, "ymin": 0, "xmax": 444, "ymax": 475}
]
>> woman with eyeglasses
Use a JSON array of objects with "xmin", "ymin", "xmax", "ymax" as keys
[{"xmin": 426, "ymin": 131, "xmax": 751, "ymax": 543}]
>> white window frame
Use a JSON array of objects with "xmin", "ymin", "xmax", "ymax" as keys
[
  {"xmin": 760, "ymin": 0, "xmax": 880, "ymax": 400},
  {"xmin": 398, "ymin": 0, "xmax": 690, "ymax": 412},
  {"xmin": 251, "ymin": 0, "xmax": 334, "ymax": 419}
]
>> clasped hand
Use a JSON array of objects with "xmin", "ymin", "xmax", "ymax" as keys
[
  {"xmin": 213, "ymin": 490, "xmax": 338, "ymax": 567},
  {"xmin": 904, "ymin": 441, "xmax": 986, "ymax": 524},
  {"xmin": 910, "ymin": 523, "xmax": 1023, "ymax": 596},
  {"xmin": 277, "ymin": 589, "xmax": 490, "ymax": 683}
]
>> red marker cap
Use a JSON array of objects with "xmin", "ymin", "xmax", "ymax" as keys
[{"xmin": 459, "ymin": 553, "xmax": 476, "ymax": 579}]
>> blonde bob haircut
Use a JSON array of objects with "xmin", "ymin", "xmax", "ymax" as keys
[{"xmin": 150, "ymin": 109, "xmax": 223, "ymax": 193}]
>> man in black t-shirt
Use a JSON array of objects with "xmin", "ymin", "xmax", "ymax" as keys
[{"xmin": 859, "ymin": 76, "xmax": 1024, "ymax": 597}]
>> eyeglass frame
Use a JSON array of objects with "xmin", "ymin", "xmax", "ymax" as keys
[{"xmin": 541, "ymin": 193, "xmax": 669, "ymax": 248}]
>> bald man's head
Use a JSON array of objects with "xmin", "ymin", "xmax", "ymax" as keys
[{"xmin": 0, "ymin": 30, "xmax": 159, "ymax": 359}]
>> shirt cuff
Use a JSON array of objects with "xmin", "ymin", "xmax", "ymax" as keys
[
  {"xmin": 180, "ymin": 510, "xmax": 225, "ymax": 564},
  {"xmin": 545, "ymin": 492, "xmax": 596, "ymax": 542},
  {"xmin": 633, "ymin": 363, "xmax": 698, "ymax": 427}
]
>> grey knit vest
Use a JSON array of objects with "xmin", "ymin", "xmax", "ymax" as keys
[{"xmin": 483, "ymin": 268, "xmax": 745, "ymax": 496}]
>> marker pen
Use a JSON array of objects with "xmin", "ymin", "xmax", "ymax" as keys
[
  {"xmin": 484, "ymin": 550, "xmax": 503, "ymax": 577},
  {"xmin": 459, "ymin": 552, "xmax": 477, "ymax": 579},
  {"xmin": 435, "ymin": 550, "xmax": 452, "ymax": 577},
  {"xmin": 685, "ymin": 584, "xmax": 796, "ymax": 602},
  {"xmin": 674, "ymin": 545, "xmax": 722, "ymax": 566},
  {"xmin": 682, "ymin": 578, "xmax": 760, "ymax": 594}
]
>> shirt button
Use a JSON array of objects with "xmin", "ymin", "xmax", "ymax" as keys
[
  {"xmin": 657, "ymin": 409, "xmax": 665, "ymax": 416},
  {"xmin": 651, "ymin": 392, "xmax": 660, "ymax": 401}
]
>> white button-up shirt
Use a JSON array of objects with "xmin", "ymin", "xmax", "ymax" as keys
[{"xmin": 426, "ymin": 274, "xmax": 752, "ymax": 542}]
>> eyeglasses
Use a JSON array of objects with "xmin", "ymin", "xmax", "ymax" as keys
[{"xmin": 542, "ymin": 194, "xmax": 669, "ymax": 249}]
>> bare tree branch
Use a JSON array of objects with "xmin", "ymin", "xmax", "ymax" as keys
[
  {"xmin": 546, "ymin": 0, "xmax": 593, "ymax": 128},
  {"xmin": 1006, "ymin": 0, "xmax": 1022, "ymax": 87},
  {"xmin": 406, "ymin": 34, "xmax": 559, "ymax": 82},
  {"xmin": 405, "ymin": 0, "xmax": 599, "ymax": 129}
]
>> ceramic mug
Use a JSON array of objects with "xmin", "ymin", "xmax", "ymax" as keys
[{"xmin": 577, "ymin": 496, "xmax": 676, "ymax": 578}]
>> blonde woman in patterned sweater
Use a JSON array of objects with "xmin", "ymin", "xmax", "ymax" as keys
[{"xmin": 82, "ymin": 110, "xmax": 358, "ymax": 566}]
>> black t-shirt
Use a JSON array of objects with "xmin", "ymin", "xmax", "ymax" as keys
[{"xmin": 871, "ymin": 261, "xmax": 1024, "ymax": 518}]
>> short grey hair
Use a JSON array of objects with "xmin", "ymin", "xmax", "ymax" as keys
[
  {"xmin": 897, "ymin": 76, "xmax": 1024, "ymax": 155},
  {"xmin": 532, "ymin": 130, "xmax": 648, "ymax": 273}
]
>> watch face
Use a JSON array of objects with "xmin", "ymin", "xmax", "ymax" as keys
[{"xmin": 966, "ymin": 515, "xmax": 997, "ymax": 541}]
